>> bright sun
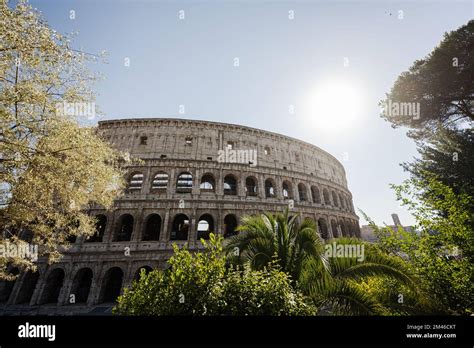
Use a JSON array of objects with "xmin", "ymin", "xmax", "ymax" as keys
[{"xmin": 306, "ymin": 78, "xmax": 364, "ymax": 131}]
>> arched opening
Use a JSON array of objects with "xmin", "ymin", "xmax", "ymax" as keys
[
  {"xmin": 170, "ymin": 214, "xmax": 189, "ymax": 241},
  {"xmin": 331, "ymin": 220, "xmax": 339, "ymax": 238},
  {"xmin": 115, "ymin": 214, "xmax": 134, "ymax": 241},
  {"xmin": 282, "ymin": 181, "xmax": 293, "ymax": 199},
  {"xmin": 323, "ymin": 188, "xmax": 330, "ymax": 205},
  {"xmin": 224, "ymin": 215, "xmax": 238, "ymax": 238},
  {"xmin": 40, "ymin": 268, "xmax": 65, "ymax": 304},
  {"xmin": 86, "ymin": 214, "xmax": 106, "ymax": 243},
  {"xmin": 142, "ymin": 214, "xmax": 161, "ymax": 241},
  {"xmin": 0, "ymin": 267, "xmax": 19, "ymax": 303},
  {"xmin": 200, "ymin": 174, "xmax": 215, "ymax": 192},
  {"xmin": 99, "ymin": 267, "xmax": 123, "ymax": 303},
  {"xmin": 339, "ymin": 221, "xmax": 348, "ymax": 237},
  {"xmin": 332, "ymin": 191, "xmax": 339, "ymax": 207},
  {"xmin": 317, "ymin": 219, "xmax": 329, "ymax": 239},
  {"xmin": 345, "ymin": 221, "xmax": 353, "ymax": 237},
  {"xmin": 15, "ymin": 271, "xmax": 39, "ymax": 304},
  {"xmin": 128, "ymin": 172, "xmax": 143, "ymax": 192},
  {"xmin": 197, "ymin": 214, "xmax": 214, "ymax": 240},
  {"xmin": 245, "ymin": 177, "xmax": 257, "ymax": 197},
  {"xmin": 134, "ymin": 266, "xmax": 153, "ymax": 281},
  {"xmin": 224, "ymin": 175, "xmax": 237, "ymax": 195},
  {"xmin": 265, "ymin": 179, "xmax": 276, "ymax": 198},
  {"xmin": 298, "ymin": 183, "xmax": 307, "ymax": 201},
  {"xmin": 70, "ymin": 268, "xmax": 93, "ymax": 304},
  {"xmin": 339, "ymin": 194, "xmax": 345, "ymax": 209},
  {"xmin": 151, "ymin": 172, "xmax": 169, "ymax": 191},
  {"xmin": 311, "ymin": 186, "xmax": 321, "ymax": 204},
  {"xmin": 176, "ymin": 172, "xmax": 193, "ymax": 193}
]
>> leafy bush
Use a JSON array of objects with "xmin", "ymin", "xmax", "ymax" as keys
[
  {"xmin": 113, "ymin": 234, "xmax": 316, "ymax": 316},
  {"xmin": 366, "ymin": 177, "xmax": 474, "ymax": 315}
]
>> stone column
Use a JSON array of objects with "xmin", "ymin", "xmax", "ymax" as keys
[
  {"xmin": 6, "ymin": 272, "xmax": 25, "ymax": 305},
  {"xmin": 292, "ymin": 179, "xmax": 299, "ymax": 202},
  {"xmin": 123, "ymin": 261, "xmax": 134, "ymax": 290},
  {"xmin": 258, "ymin": 174, "xmax": 265, "ymax": 198},
  {"xmin": 276, "ymin": 176, "xmax": 283, "ymax": 200},
  {"xmin": 217, "ymin": 169, "xmax": 224, "ymax": 196},
  {"xmin": 193, "ymin": 168, "xmax": 201, "ymax": 195},
  {"xmin": 29, "ymin": 265, "xmax": 49, "ymax": 305},
  {"xmin": 58, "ymin": 263, "xmax": 74, "ymax": 306},
  {"xmin": 188, "ymin": 209, "xmax": 197, "ymax": 247},
  {"xmin": 161, "ymin": 210, "xmax": 170, "ymax": 242},
  {"xmin": 327, "ymin": 216, "xmax": 335, "ymax": 239},
  {"xmin": 131, "ymin": 208, "xmax": 143, "ymax": 242},
  {"xmin": 170, "ymin": 168, "xmax": 176, "ymax": 195},
  {"xmin": 104, "ymin": 211, "xmax": 116, "ymax": 243},
  {"xmin": 238, "ymin": 172, "xmax": 246, "ymax": 197},
  {"xmin": 216, "ymin": 208, "xmax": 223, "ymax": 236},
  {"xmin": 88, "ymin": 263, "xmax": 104, "ymax": 306},
  {"xmin": 143, "ymin": 166, "xmax": 151, "ymax": 195}
]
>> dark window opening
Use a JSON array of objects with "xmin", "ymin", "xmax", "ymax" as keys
[
  {"xmin": 115, "ymin": 214, "xmax": 134, "ymax": 242},
  {"xmin": 170, "ymin": 214, "xmax": 189, "ymax": 241},
  {"xmin": 143, "ymin": 214, "xmax": 161, "ymax": 241},
  {"xmin": 224, "ymin": 215, "xmax": 238, "ymax": 238},
  {"xmin": 224, "ymin": 175, "xmax": 237, "ymax": 195},
  {"xmin": 245, "ymin": 177, "xmax": 257, "ymax": 197}
]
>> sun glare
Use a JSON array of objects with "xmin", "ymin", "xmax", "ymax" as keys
[{"xmin": 305, "ymin": 78, "xmax": 365, "ymax": 132}]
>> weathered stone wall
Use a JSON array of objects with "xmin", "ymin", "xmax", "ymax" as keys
[{"xmin": 1, "ymin": 118, "xmax": 360, "ymax": 314}]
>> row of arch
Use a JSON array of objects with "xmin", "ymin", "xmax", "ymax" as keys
[
  {"xmin": 86, "ymin": 212, "xmax": 358, "ymax": 243},
  {"xmin": 1, "ymin": 213, "xmax": 359, "ymax": 306},
  {"xmin": 1, "ymin": 214, "xmax": 360, "ymax": 306},
  {"xmin": 0, "ymin": 265, "xmax": 154, "ymax": 306},
  {"xmin": 86, "ymin": 213, "xmax": 239, "ymax": 242},
  {"xmin": 127, "ymin": 171, "xmax": 354, "ymax": 211}
]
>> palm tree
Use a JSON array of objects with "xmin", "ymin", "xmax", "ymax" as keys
[
  {"xmin": 225, "ymin": 210, "xmax": 417, "ymax": 315},
  {"xmin": 224, "ymin": 209, "xmax": 326, "ymax": 284},
  {"xmin": 302, "ymin": 237, "xmax": 416, "ymax": 315}
]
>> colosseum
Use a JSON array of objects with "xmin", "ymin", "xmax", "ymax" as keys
[{"xmin": 0, "ymin": 118, "xmax": 360, "ymax": 314}]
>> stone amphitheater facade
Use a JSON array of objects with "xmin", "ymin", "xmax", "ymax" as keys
[{"xmin": 0, "ymin": 118, "xmax": 360, "ymax": 314}]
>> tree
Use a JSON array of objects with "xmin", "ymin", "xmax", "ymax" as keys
[
  {"xmin": 0, "ymin": 0, "xmax": 125, "ymax": 279},
  {"xmin": 224, "ymin": 209, "xmax": 326, "ymax": 285},
  {"xmin": 113, "ymin": 234, "xmax": 316, "ymax": 316},
  {"xmin": 368, "ymin": 177, "xmax": 473, "ymax": 315},
  {"xmin": 380, "ymin": 20, "xmax": 473, "ymax": 141},
  {"xmin": 226, "ymin": 210, "xmax": 416, "ymax": 315},
  {"xmin": 379, "ymin": 23, "xmax": 474, "ymax": 313},
  {"xmin": 402, "ymin": 127, "xmax": 474, "ymax": 218}
]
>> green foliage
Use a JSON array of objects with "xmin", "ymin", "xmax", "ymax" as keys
[
  {"xmin": 367, "ymin": 177, "xmax": 474, "ymax": 314},
  {"xmin": 355, "ymin": 277, "xmax": 438, "ymax": 315},
  {"xmin": 226, "ymin": 210, "xmax": 417, "ymax": 315},
  {"xmin": 380, "ymin": 20, "xmax": 473, "ymax": 141},
  {"xmin": 224, "ymin": 208, "xmax": 327, "ymax": 285},
  {"xmin": 302, "ymin": 238, "xmax": 416, "ymax": 315},
  {"xmin": 378, "ymin": 19, "xmax": 474, "ymax": 315},
  {"xmin": 0, "ymin": 0, "xmax": 126, "ymax": 278},
  {"xmin": 113, "ymin": 234, "xmax": 316, "ymax": 316},
  {"xmin": 402, "ymin": 128, "xmax": 474, "ymax": 223},
  {"xmin": 215, "ymin": 263, "xmax": 316, "ymax": 316}
]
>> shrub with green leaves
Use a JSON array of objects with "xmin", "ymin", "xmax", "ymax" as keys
[
  {"xmin": 113, "ymin": 234, "xmax": 316, "ymax": 316},
  {"xmin": 365, "ymin": 177, "xmax": 474, "ymax": 315}
]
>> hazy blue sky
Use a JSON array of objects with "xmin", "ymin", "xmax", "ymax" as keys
[{"xmin": 29, "ymin": 0, "xmax": 473, "ymax": 226}]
